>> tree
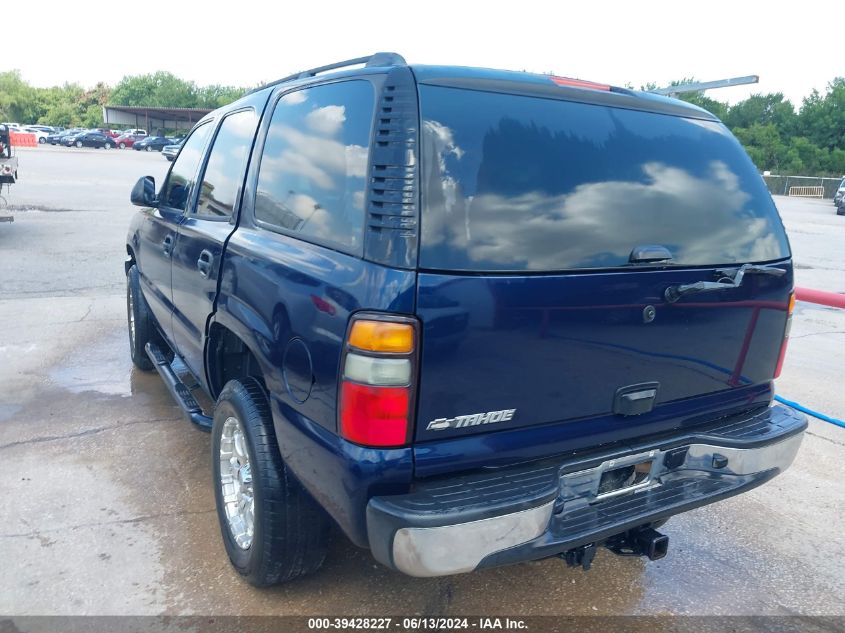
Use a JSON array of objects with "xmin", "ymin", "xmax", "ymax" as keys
[
  {"xmin": 798, "ymin": 78, "xmax": 845, "ymax": 151},
  {"xmin": 0, "ymin": 70, "xmax": 41, "ymax": 123},
  {"xmin": 196, "ymin": 84, "xmax": 246, "ymax": 109},
  {"xmin": 733, "ymin": 124, "xmax": 787, "ymax": 172},
  {"xmin": 826, "ymin": 148, "xmax": 845, "ymax": 176},
  {"xmin": 110, "ymin": 71, "xmax": 197, "ymax": 108},
  {"xmin": 724, "ymin": 93, "xmax": 796, "ymax": 136},
  {"xmin": 677, "ymin": 92, "xmax": 729, "ymax": 121}
]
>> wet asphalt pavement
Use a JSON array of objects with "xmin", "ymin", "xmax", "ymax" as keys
[{"xmin": 1, "ymin": 146, "xmax": 843, "ymax": 616}]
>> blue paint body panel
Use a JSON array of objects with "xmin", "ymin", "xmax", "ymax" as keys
[
  {"xmin": 214, "ymin": 227, "xmax": 417, "ymax": 544},
  {"xmin": 412, "ymin": 267, "xmax": 791, "ymax": 444}
]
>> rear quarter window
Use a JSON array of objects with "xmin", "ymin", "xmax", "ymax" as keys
[
  {"xmin": 419, "ymin": 86, "xmax": 790, "ymax": 272},
  {"xmin": 254, "ymin": 80, "xmax": 375, "ymax": 255}
]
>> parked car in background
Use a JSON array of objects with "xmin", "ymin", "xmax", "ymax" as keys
[
  {"xmin": 161, "ymin": 139, "xmax": 185, "ymax": 162},
  {"xmin": 65, "ymin": 131, "xmax": 115, "ymax": 149},
  {"xmin": 116, "ymin": 133, "xmax": 146, "ymax": 149},
  {"xmin": 22, "ymin": 127, "xmax": 50, "ymax": 143},
  {"xmin": 833, "ymin": 177, "xmax": 845, "ymax": 207},
  {"xmin": 48, "ymin": 129, "xmax": 83, "ymax": 145},
  {"xmin": 96, "ymin": 128, "xmax": 120, "ymax": 139},
  {"xmin": 133, "ymin": 136, "xmax": 171, "ymax": 152}
]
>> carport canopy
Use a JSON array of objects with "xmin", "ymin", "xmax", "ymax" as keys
[{"xmin": 102, "ymin": 105, "xmax": 211, "ymax": 134}]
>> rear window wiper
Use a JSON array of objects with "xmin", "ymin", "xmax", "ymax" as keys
[{"xmin": 664, "ymin": 264, "xmax": 786, "ymax": 303}]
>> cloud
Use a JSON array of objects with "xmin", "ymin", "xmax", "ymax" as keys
[
  {"xmin": 280, "ymin": 91, "xmax": 308, "ymax": 106},
  {"xmin": 305, "ymin": 105, "xmax": 346, "ymax": 136},
  {"xmin": 424, "ymin": 160, "xmax": 784, "ymax": 270}
]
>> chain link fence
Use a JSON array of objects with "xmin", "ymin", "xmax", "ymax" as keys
[{"xmin": 762, "ymin": 174, "xmax": 844, "ymax": 199}]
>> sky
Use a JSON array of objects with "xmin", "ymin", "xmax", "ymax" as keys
[{"xmin": 7, "ymin": 0, "xmax": 841, "ymax": 107}]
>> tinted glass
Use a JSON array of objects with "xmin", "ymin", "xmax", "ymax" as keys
[
  {"xmin": 195, "ymin": 110, "xmax": 257, "ymax": 218},
  {"xmin": 254, "ymin": 80, "xmax": 374, "ymax": 254},
  {"xmin": 160, "ymin": 122, "xmax": 212, "ymax": 211},
  {"xmin": 419, "ymin": 86, "xmax": 791, "ymax": 272}
]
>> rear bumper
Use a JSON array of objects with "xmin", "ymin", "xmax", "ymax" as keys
[{"xmin": 367, "ymin": 404, "xmax": 806, "ymax": 577}]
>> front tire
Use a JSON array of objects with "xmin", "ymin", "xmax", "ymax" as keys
[
  {"xmin": 126, "ymin": 265, "xmax": 156, "ymax": 371},
  {"xmin": 212, "ymin": 378, "xmax": 329, "ymax": 586},
  {"xmin": 75, "ymin": 140, "xmax": 83, "ymax": 148},
  {"xmin": 104, "ymin": 142, "xmax": 113, "ymax": 149},
  {"xmin": 38, "ymin": 137, "xmax": 46, "ymax": 144},
  {"xmin": 119, "ymin": 142, "xmax": 126, "ymax": 149},
  {"xmin": 146, "ymin": 145, "xmax": 153, "ymax": 152}
]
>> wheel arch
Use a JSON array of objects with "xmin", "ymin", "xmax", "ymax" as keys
[
  {"xmin": 206, "ymin": 322, "xmax": 267, "ymax": 400},
  {"xmin": 125, "ymin": 244, "xmax": 137, "ymax": 275}
]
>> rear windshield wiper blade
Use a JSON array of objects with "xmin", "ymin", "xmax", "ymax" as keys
[{"xmin": 665, "ymin": 264, "xmax": 786, "ymax": 303}]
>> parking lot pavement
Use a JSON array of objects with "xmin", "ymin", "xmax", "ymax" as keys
[{"xmin": 1, "ymin": 148, "xmax": 843, "ymax": 616}]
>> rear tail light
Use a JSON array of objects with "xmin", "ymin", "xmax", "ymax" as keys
[
  {"xmin": 339, "ymin": 314, "xmax": 418, "ymax": 447},
  {"xmin": 774, "ymin": 292, "xmax": 795, "ymax": 378}
]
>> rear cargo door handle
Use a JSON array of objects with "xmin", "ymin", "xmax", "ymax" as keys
[
  {"xmin": 162, "ymin": 234, "xmax": 173, "ymax": 256},
  {"xmin": 197, "ymin": 249, "xmax": 213, "ymax": 277},
  {"xmin": 614, "ymin": 382, "xmax": 659, "ymax": 416}
]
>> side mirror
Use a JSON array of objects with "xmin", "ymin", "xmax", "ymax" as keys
[{"xmin": 130, "ymin": 175, "xmax": 157, "ymax": 207}]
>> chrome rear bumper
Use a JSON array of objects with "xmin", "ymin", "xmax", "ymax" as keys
[{"xmin": 367, "ymin": 404, "xmax": 806, "ymax": 577}]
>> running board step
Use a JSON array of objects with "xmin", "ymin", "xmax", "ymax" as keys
[{"xmin": 145, "ymin": 342, "xmax": 212, "ymax": 432}]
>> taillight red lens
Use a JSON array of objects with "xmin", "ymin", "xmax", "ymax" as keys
[{"xmin": 339, "ymin": 382, "xmax": 410, "ymax": 447}]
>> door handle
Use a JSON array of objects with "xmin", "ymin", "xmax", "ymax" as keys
[
  {"xmin": 197, "ymin": 249, "xmax": 214, "ymax": 277},
  {"xmin": 162, "ymin": 234, "xmax": 174, "ymax": 256}
]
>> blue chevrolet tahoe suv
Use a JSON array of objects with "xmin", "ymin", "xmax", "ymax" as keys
[{"xmin": 125, "ymin": 53, "xmax": 806, "ymax": 585}]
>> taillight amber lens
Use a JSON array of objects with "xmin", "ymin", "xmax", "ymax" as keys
[{"xmin": 348, "ymin": 320, "xmax": 414, "ymax": 353}]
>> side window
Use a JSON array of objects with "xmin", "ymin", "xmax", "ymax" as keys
[
  {"xmin": 160, "ymin": 122, "xmax": 213, "ymax": 211},
  {"xmin": 195, "ymin": 110, "xmax": 258, "ymax": 219},
  {"xmin": 254, "ymin": 80, "xmax": 374, "ymax": 254}
]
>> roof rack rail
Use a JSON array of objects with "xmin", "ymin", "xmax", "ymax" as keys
[{"xmin": 250, "ymin": 52, "xmax": 406, "ymax": 94}]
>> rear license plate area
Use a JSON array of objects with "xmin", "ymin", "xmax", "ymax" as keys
[{"xmin": 596, "ymin": 459, "xmax": 653, "ymax": 500}]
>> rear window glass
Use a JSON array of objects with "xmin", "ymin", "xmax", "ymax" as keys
[{"xmin": 419, "ymin": 86, "xmax": 790, "ymax": 272}]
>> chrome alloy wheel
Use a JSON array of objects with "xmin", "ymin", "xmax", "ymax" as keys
[{"xmin": 219, "ymin": 416, "xmax": 254, "ymax": 549}]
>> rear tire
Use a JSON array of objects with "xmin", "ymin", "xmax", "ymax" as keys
[
  {"xmin": 212, "ymin": 378, "xmax": 329, "ymax": 586},
  {"xmin": 104, "ymin": 142, "xmax": 113, "ymax": 149},
  {"xmin": 126, "ymin": 265, "xmax": 156, "ymax": 371},
  {"xmin": 38, "ymin": 137, "xmax": 46, "ymax": 144}
]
